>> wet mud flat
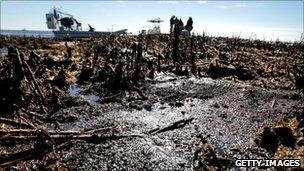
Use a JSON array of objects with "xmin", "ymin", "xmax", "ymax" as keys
[
  {"xmin": 46, "ymin": 75, "xmax": 299, "ymax": 170},
  {"xmin": 0, "ymin": 35, "xmax": 303, "ymax": 170}
]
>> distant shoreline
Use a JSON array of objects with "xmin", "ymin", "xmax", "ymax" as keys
[
  {"xmin": 0, "ymin": 29, "xmax": 301, "ymax": 43},
  {"xmin": 0, "ymin": 29, "xmax": 54, "ymax": 37}
]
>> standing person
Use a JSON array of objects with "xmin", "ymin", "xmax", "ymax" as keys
[
  {"xmin": 178, "ymin": 19, "xmax": 184, "ymax": 35},
  {"xmin": 174, "ymin": 18, "xmax": 183, "ymax": 36},
  {"xmin": 179, "ymin": 19, "xmax": 184, "ymax": 28},
  {"xmin": 173, "ymin": 18, "xmax": 179, "ymax": 35},
  {"xmin": 170, "ymin": 15, "xmax": 176, "ymax": 33},
  {"xmin": 185, "ymin": 17, "xmax": 193, "ymax": 32},
  {"xmin": 172, "ymin": 18, "xmax": 182, "ymax": 63}
]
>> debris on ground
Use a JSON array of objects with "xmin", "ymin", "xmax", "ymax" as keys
[{"xmin": 0, "ymin": 34, "xmax": 303, "ymax": 170}]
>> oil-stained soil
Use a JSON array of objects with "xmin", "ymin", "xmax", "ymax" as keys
[
  {"xmin": 0, "ymin": 35, "xmax": 303, "ymax": 170},
  {"xmin": 49, "ymin": 75, "xmax": 299, "ymax": 170}
]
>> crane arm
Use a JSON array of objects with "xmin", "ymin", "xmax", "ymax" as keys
[
  {"xmin": 54, "ymin": 8, "xmax": 73, "ymax": 17},
  {"xmin": 73, "ymin": 18, "xmax": 81, "ymax": 25}
]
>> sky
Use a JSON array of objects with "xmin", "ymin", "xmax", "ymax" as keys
[{"xmin": 0, "ymin": 1, "xmax": 303, "ymax": 41}]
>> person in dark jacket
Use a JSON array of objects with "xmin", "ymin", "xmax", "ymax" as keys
[
  {"xmin": 170, "ymin": 15, "xmax": 176, "ymax": 33},
  {"xmin": 179, "ymin": 18, "xmax": 184, "ymax": 28},
  {"xmin": 174, "ymin": 18, "xmax": 184, "ymax": 36},
  {"xmin": 185, "ymin": 17, "xmax": 193, "ymax": 32}
]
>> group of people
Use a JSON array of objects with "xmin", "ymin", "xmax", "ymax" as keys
[{"xmin": 170, "ymin": 16, "xmax": 193, "ymax": 36}]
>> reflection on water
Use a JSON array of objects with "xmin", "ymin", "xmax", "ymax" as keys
[
  {"xmin": 69, "ymin": 85, "xmax": 82, "ymax": 96},
  {"xmin": 69, "ymin": 85, "xmax": 100, "ymax": 105},
  {"xmin": 0, "ymin": 47, "xmax": 8, "ymax": 56},
  {"xmin": 81, "ymin": 94, "xmax": 100, "ymax": 105}
]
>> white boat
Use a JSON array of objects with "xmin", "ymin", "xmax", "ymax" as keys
[{"xmin": 46, "ymin": 7, "xmax": 127, "ymax": 38}]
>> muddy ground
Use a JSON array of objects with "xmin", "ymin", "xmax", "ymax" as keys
[
  {"xmin": 17, "ymin": 74, "xmax": 301, "ymax": 170},
  {"xmin": 0, "ymin": 35, "xmax": 303, "ymax": 170},
  {"xmin": 60, "ymin": 76, "xmax": 299, "ymax": 170}
]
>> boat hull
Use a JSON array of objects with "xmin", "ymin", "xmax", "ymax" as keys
[{"xmin": 53, "ymin": 31, "xmax": 111, "ymax": 38}]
